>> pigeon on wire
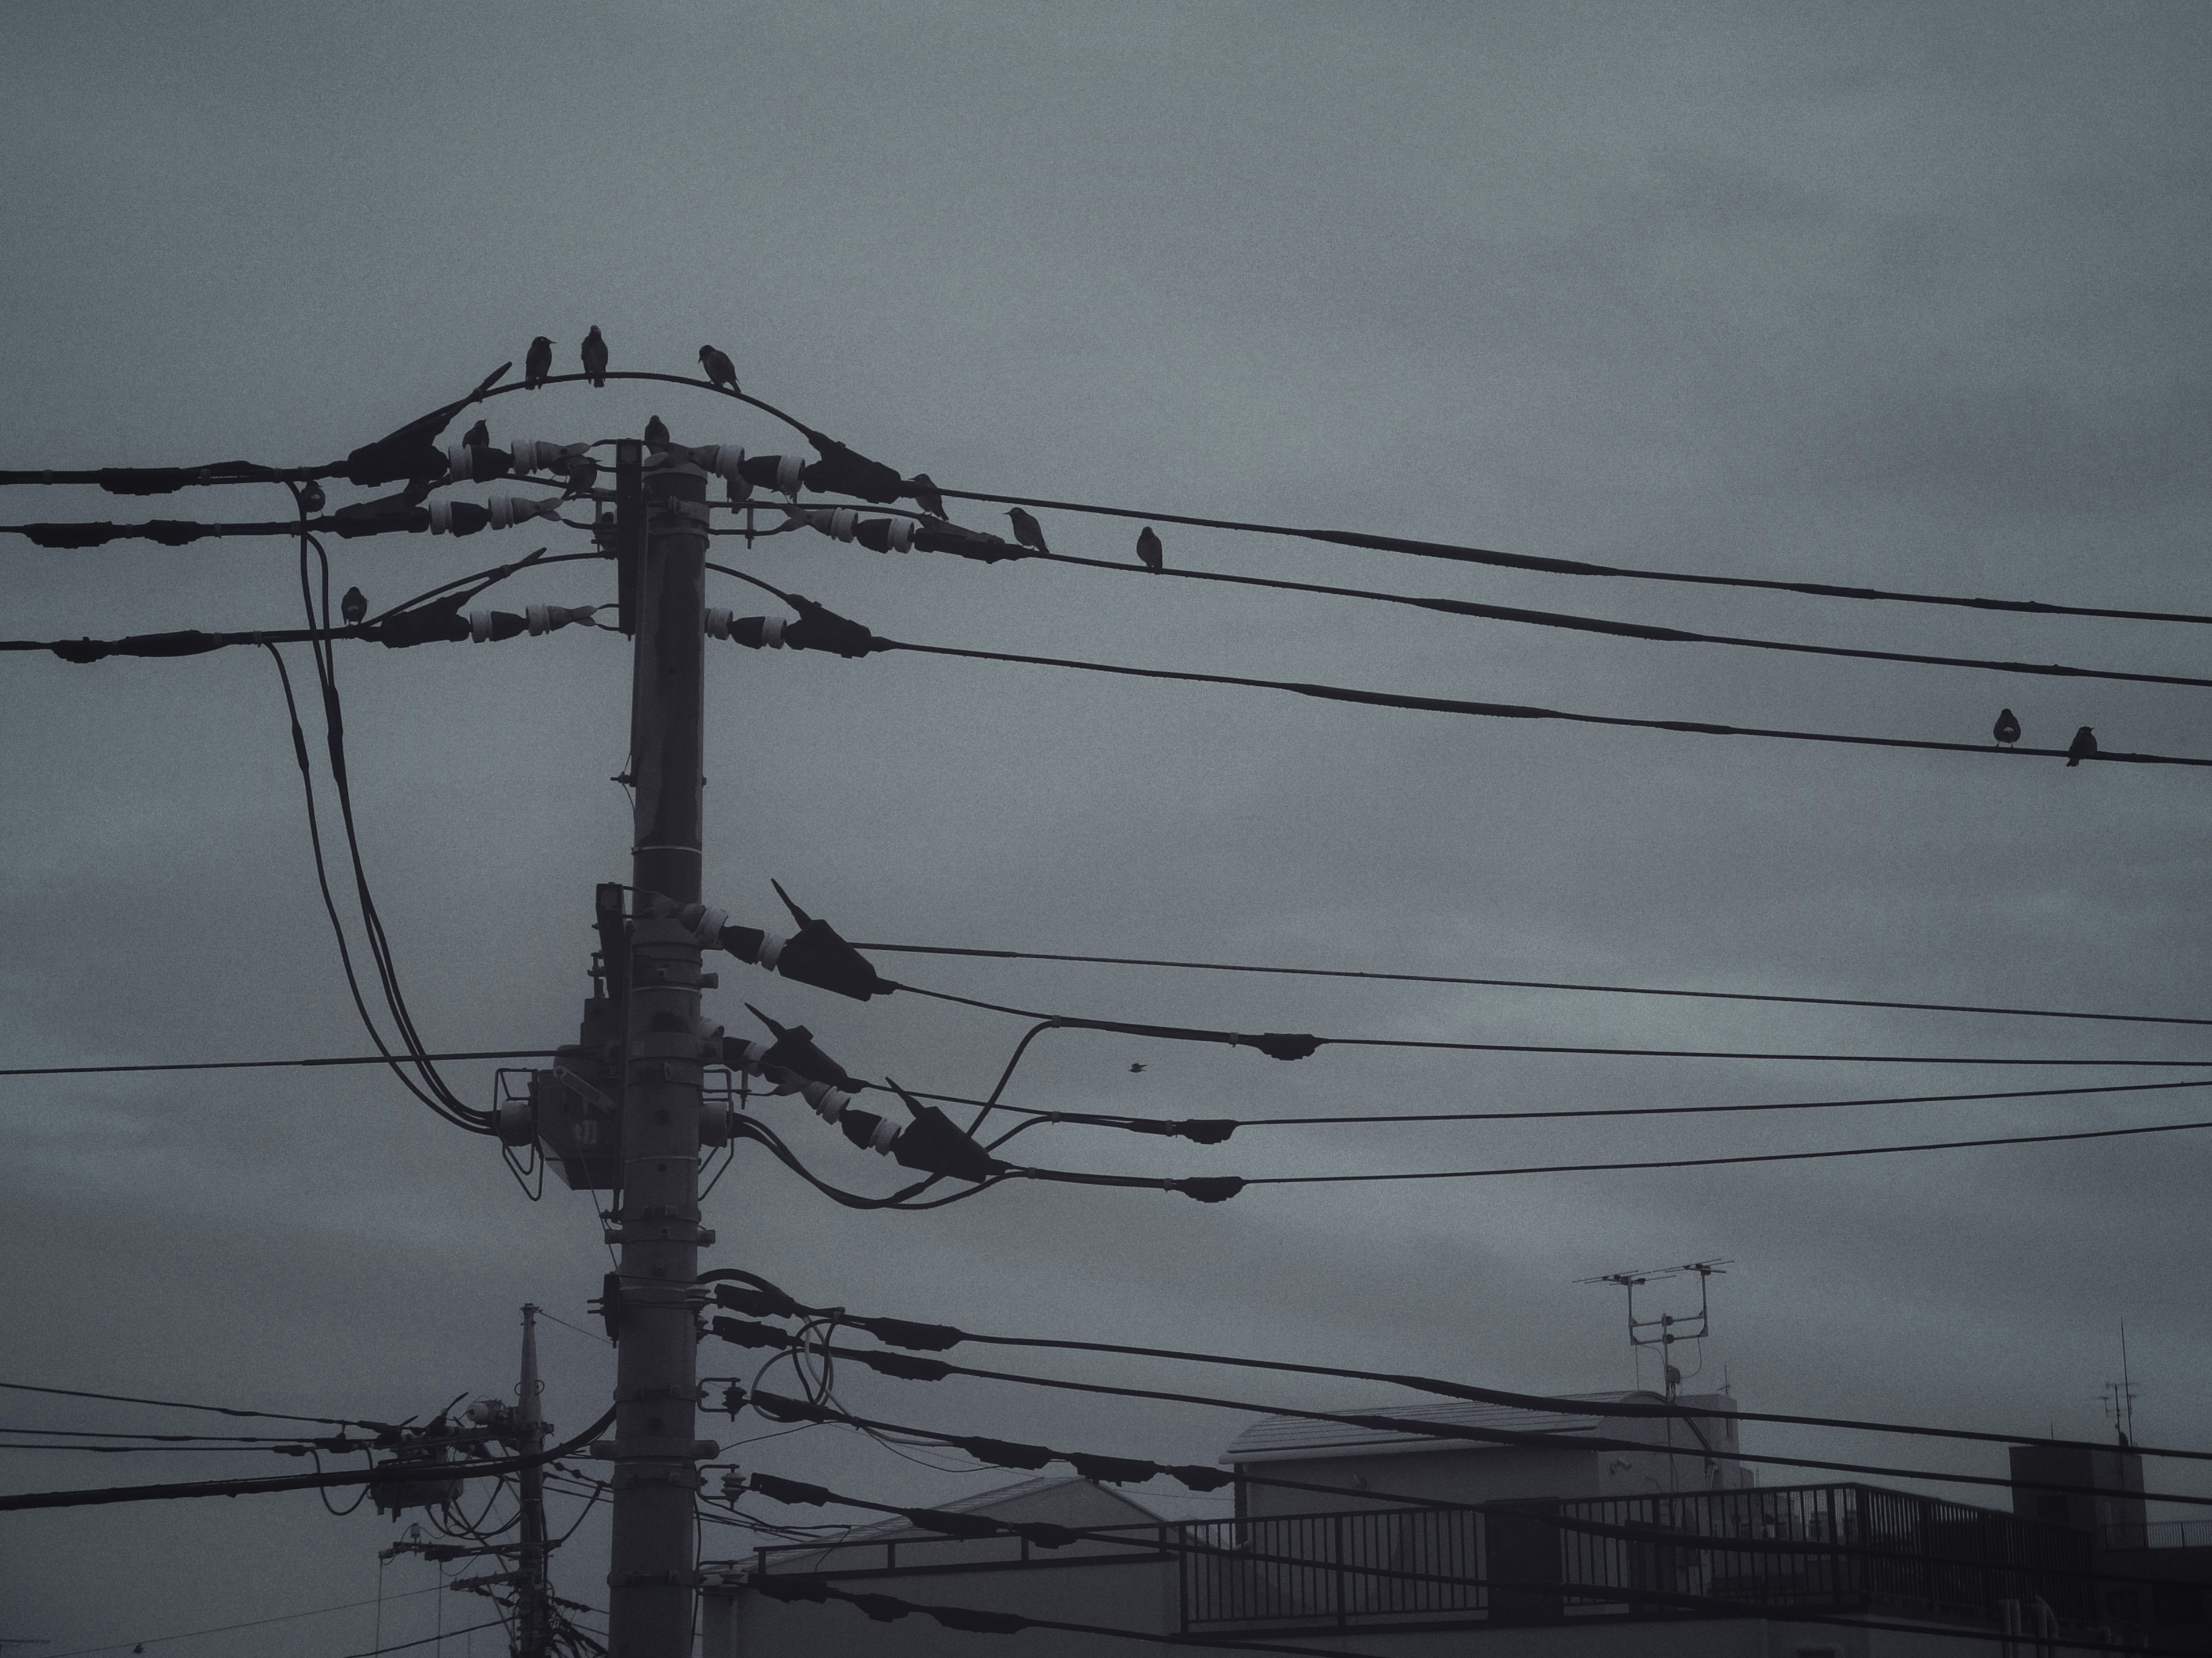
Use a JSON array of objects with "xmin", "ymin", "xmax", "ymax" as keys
[
  {"xmin": 1006, "ymin": 508, "xmax": 1050, "ymax": 554},
  {"xmin": 461, "ymin": 418, "xmax": 490, "ymax": 451},
  {"xmin": 1137, "ymin": 525, "xmax": 1164, "ymax": 572},
  {"xmin": 644, "ymin": 415, "xmax": 671, "ymax": 450},
  {"xmin": 341, "ymin": 586, "xmax": 368, "ymax": 625},
  {"xmin": 581, "ymin": 325, "xmax": 609, "ymax": 388},
  {"xmin": 909, "ymin": 473, "xmax": 946, "ymax": 518},
  {"xmin": 699, "ymin": 344, "xmax": 740, "ymax": 392},
  {"xmin": 2066, "ymin": 726, "xmax": 2097, "ymax": 767},
  {"xmin": 565, "ymin": 453, "xmax": 599, "ymax": 495},
  {"xmin": 1993, "ymin": 708, "xmax": 2021, "ymax": 748},
  {"xmin": 524, "ymin": 336, "xmax": 554, "ymax": 389}
]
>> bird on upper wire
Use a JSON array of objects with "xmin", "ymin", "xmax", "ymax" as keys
[
  {"xmin": 1993, "ymin": 708, "xmax": 2021, "ymax": 748},
  {"xmin": 698, "ymin": 344, "xmax": 740, "ymax": 392},
  {"xmin": 524, "ymin": 336, "xmax": 554, "ymax": 389},
  {"xmin": 909, "ymin": 473, "xmax": 946, "ymax": 519},
  {"xmin": 340, "ymin": 586, "xmax": 368, "ymax": 625},
  {"xmin": 2066, "ymin": 726, "xmax": 2097, "ymax": 767},
  {"xmin": 1137, "ymin": 525, "xmax": 1164, "ymax": 572},
  {"xmin": 581, "ymin": 325, "xmax": 609, "ymax": 388},
  {"xmin": 1006, "ymin": 508, "xmax": 1050, "ymax": 553},
  {"xmin": 643, "ymin": 415, "xmax": 671, "ymax": 450},
  {"xmin": 461, "ymin": 418, "xmax": 490, "ymax": 451}
]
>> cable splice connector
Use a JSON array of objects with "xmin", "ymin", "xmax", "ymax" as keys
[
  {"xmin": 706, "ymin": 593, "xmax": 880, "ymax": 659},
  {"xmin": 643, "ymin": 880, "xmax": 892, "ymax": 1001},
  {"xmin": 427, "ymin": 495, "xmax": 563, "ymax": 536}
]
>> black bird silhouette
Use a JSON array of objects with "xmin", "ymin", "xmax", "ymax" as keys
[
  {"xmin": 1129, "ymin": 1063, "xmax": 1146, "ymax": 1073},
  {"xmin": 909, "ymin": 472, "xmax": 946, "ymax": 518},
  {"xmin": 340, "ymin": 586, "xmax": 368, "ymax": 625},
  {"xmin": 643, "ymin": 415, "xmax": 671, "ymax": 449},
  {"xmin": 524, "ymin": 336, "xmax": 554, "ymax": 388},
  {"xmin": 1137, "ymin": 525, "xmax": 1164, "ymax": 572},
  {"xmin": 1993, "ymin": 708, "xmax": 2021, "ymax": 747},
  {"xmin": 565, "ymin": 453, "xmax": 599, "ymax": 495},
  {"xmin": 2066, "ymin": 726, "xmax": 2097, "ymax": 767},
  {"xmin": 698, "ymin": 344, "xmax": 739, "ymax": 391},
  {"xmin": 581, "ymin": 325, "xmax": 608, "ymax": 388},
  {"xmin": 1006, "ymin": 508, "xmax": 1049, "ymax": 553},
  {"xmin": 461, "ymin": 418, "xmax": 489, "ymax": 451}
]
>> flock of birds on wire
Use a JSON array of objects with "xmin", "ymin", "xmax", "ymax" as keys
[{"xmin": 513, "ymin": 329, "xmax": 2097, "ymax": 762}]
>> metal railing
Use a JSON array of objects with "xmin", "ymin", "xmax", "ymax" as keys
[{"xmin": 1173, "ymin": 1485, "xmax": 2094, "ymax": 1632}]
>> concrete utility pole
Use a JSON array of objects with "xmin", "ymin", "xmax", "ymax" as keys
[
  {"xmin": 513, "ymin": 1304, "xmax": 551, "ymax": 1658},
  {"xmin": 605, "ymin": 438, "xmax": 714, "ymax": 1655}
]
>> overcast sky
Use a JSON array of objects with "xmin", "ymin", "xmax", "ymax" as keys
[{"xmin": 5, "ymin": 3, "xmax": 2211, "ymax": 1652}]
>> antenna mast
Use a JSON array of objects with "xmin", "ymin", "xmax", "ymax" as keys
[{"xmin": 1577, "ymin": 1258, "xmax": 1732, "ymax": 1399}]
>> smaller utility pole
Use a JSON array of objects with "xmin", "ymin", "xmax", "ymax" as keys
[{"xmin": 513, "ymin": 1303, "xmax": 551, "ymax": 1658}]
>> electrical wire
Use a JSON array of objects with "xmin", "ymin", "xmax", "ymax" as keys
[
  {"xmin": 929, "ymin": 481, "xmax": 2212, "ymax": 632},
  {"xmin": 877, "ymin": 635, "xmax": 2212, "ymax": 769},
  {"xmin": 712, "ymin": 1321, "xmax": 2212, "ymax": 1511},
  {"xmin": 0, "ymin": 1379, "xmax": 388, "ymax": 1429},
  {"xmin": 850, "ymin": 939, "xmax": 2212, "ymax": 1033},
  {"xmin": 0, "ymin": 1048, "xmax": 558, "ymax": 1079},
  {"xmin": 706, "ymin": 1274, "xmax": 2212, "ymax": 1468},
  {"xmin": 41, "ymin": 1584, "xmax": 446, "ymax": 1658}
]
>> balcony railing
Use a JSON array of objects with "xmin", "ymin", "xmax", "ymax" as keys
[{"xmin": 1174, "ymin": 1484, "xmax": 2096, "ymax": 1633}]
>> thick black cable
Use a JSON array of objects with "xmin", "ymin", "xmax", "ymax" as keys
[
  {"xmin": 932, "ymin": 481, "xmax": 2212, "ymax": 631},
  {"xmin": 879, "ymin": 635, "xmax": 2212, "ymax": 769},
  {"xmin": 894, "ymin": 981, "xmax": 2212, "ymax": 1069},
  {"xmin": 0, "ymin": 1405, "xmax": 615, "ymax": 1512},
  {"xmin": 853, "ymin": 939, "xmax": 2212, "ymax": 1033},
  {"xmin": 728, "ymin": 1115, "xmax": 1009, "ymax": 1212},
  {"xmin": 714, "ymin": 1323, "xmax": 2212, "ymax": 1510},
  {"xmin": 710, "ymin": 1287, "xmax": 2212, "ymax": 1467}
]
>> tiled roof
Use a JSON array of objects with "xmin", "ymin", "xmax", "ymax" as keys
[{"xmin": 1219, "ymin": 1390, "xmax": 1656, "ymax": 1464}]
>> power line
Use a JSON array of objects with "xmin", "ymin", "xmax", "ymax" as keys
[
  {"xmin": 929, "ymin": 481, "xmax": 2212, "ymax": 631},
  {"xmin": 706, "ymin": 1274, "xmax": 2212, "ymax": 1466},
  {"xmin": 0, "ymin": 1049, "xmax": 556, "ymax": 1080},
  {"xmin": 42, "ymin": 1585, "xmax": 445, "ymax": 1658},
  {"xmin": 851, "ymin": 939, "xmax": 2212, "ymax": 1032},
  {"xmin": 0, "ymin": 1379, "xmax": 388, "ymax": 1430}
]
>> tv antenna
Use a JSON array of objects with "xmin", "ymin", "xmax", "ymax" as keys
[
  {"xmin": 1577, "ymin": 1258, "xmax": 1732, "ymax": 1399},
  {"xmin": 2101, "ymin": 1324, "xmax": 2140, "ymax": 1445}
]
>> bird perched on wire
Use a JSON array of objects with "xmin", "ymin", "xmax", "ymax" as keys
[
  {"xmin": 1993, "ymin": 708, "xmax": 2021, "ymax": 748},
  {"xmin": 340, "ymin": 586, "xmax": 368, "ymax": 625},
  {"xmin": 461, "ymin": 418, "xmax": 489, "ymax": 452},
  {"xmin": 698, "ymin": 344, "xmax": 740, "ymax": 392},
  {"xmin": 643, "ymin": 415, "xmax": 671, "ymax": 450},
  {"xmin": 564, "ymin": 453, "xmax": 599, "ymax": 495},
  {"xmin": 909, "ymin": 473, "xmax": 946, "ymax": 519},
  {"xmin": 1137, "ymin": 525, "xmax": 1164, "ymax": 572},
  {"xmin": 1006, "ymin": 508, "xmax": 1050, "ymax": 553},
  {"xmin": 581, "ymin": 325, "xmax": 609, "ymax": 388},
  {"xmin": 2066, "ymin": 726, "xmax": 2097, "ymax": 767},
  {"xmin": 524, "ymin": 336, "xmax": 554, "ymax": 389}
]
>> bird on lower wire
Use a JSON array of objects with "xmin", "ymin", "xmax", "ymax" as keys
[
  {"xmin": 524, "ymin": 335, "xmax": 554, "ymax": 388},
  {"xmin": 461, "ymin": 418, "xmax": 490, "ymax": 451},
  {"xmin": 699, "ymin": 344, "xmax": 740, "ymax": 392},
  {"xmin": 1006, "ymin": 507, "xmax": 1050, "ymax": 553},
  {"xmin": 564, "ymin": 453, "xmax": 599, "ymax": 495},
  {"xmin": 1993, "ymin": 708, "xmax": 2021, "ymax": 747},
  {"xmin": 340, "ymin": 586, "xmax": 368, "ymax": 625},
  {"xmin": 1137, "ymin": 525, "xmax": 1164, "ymax": 572},
  {"xmin": 644, "ymin": 415, "xmax": 671, "ymax": 449},
  {"xmin": 910, "ymin": 472, "xmax": 946, "ymax": 518},
  {"xmin": 2066, "ymin": 726, "xmax": 2097, "ymax": 767},
  {"xmin": 581, "ymin": 325, "xmax": 609, "ymax": 388}
]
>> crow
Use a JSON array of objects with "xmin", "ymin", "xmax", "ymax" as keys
[
  {"xmin": 581, "ymin": 325, "xmax": 609, "ymax": 388},
  {"xmin": 2066, "ymin": 726, "xmax": 2097, "ymax": 767},
  {"xmin": 524, "ymin": 336, "xmax": 554, "ymax": 388},
  {"xmin": 461, "ymin": 418, "xmax": 489, "ymax": 451},
  {"xmin": 699, "ymin": 344, "xmax": 740, "ymax": 392},
  {"xmin": 1137, "ymin": 525, "xmax": 1164, "ymax": 572},
  {"xmin": 1006, "ymin": 507, "xmax": 1049, "ymax": 553},
  {"xmin": 644, "ymin": 415, "xmax": 671, "ymax": 449},
  {"xmin": 908, "ymin": 472, "xmax": 946, "ymax": 518},
  {"xmin": 340, "ymin": 586, "xmax": 368, "ymax": 625},
  {"xmin": 1993, "ymin": 708, "xmax": 2021, "ymax": 747}
]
